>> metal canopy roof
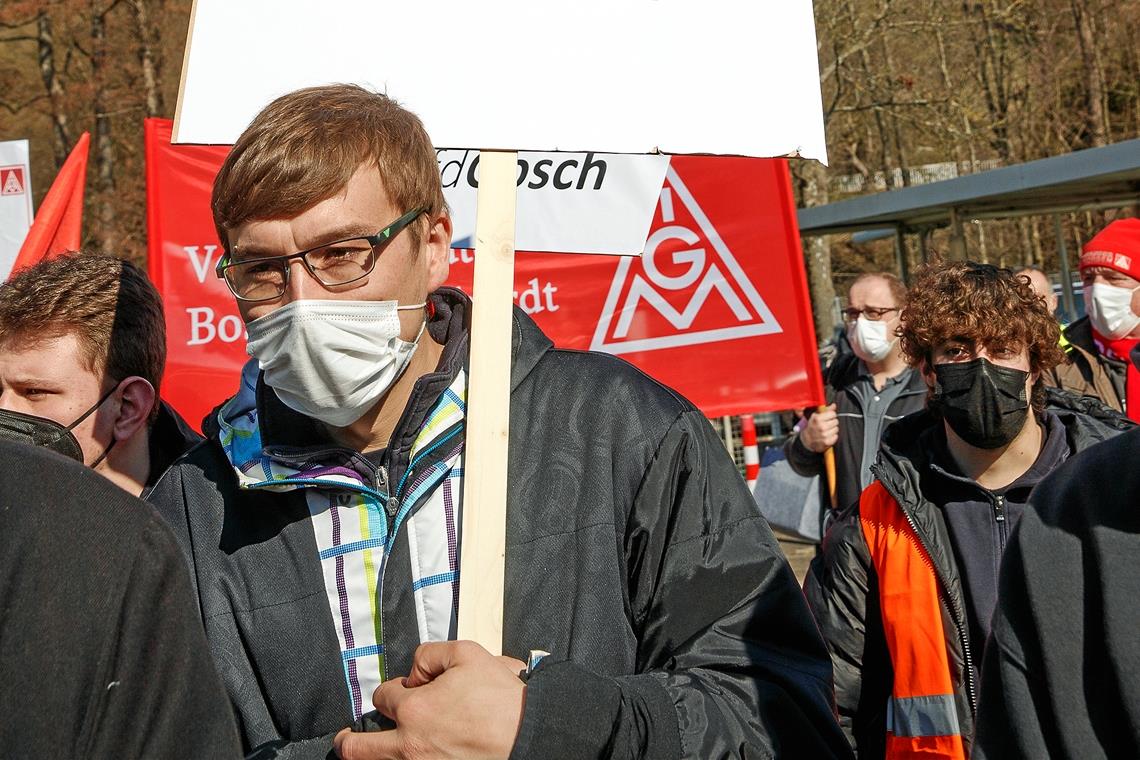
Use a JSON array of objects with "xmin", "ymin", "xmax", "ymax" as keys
[{"xmin": 797, "ymin": 138, "xmax": 1140, "ymax": 237}]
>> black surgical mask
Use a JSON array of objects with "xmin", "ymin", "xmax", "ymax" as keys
[
  {"xmin": 0, "ymin": 383, "xmax": 119, "ymax": 464},
  {"xmin": 932, "ymin": 358, "xmax": 1030, "ymax": 449}
]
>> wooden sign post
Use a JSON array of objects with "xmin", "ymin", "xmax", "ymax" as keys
[{"xmin": 456, "ymin": 151, "xmax": 517, "ymax": 652}]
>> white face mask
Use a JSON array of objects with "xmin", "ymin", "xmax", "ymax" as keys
[
  {"xmin": 1085, "ymin": 283, "xmax": 1140, "ymax": 339},
  {"xmin": 847, "ymin": 315, "xmax": 897, "ymax": 363},
  {"xmin": 245, "ymin": 299, "xmax": 426, "ymax": 427}
]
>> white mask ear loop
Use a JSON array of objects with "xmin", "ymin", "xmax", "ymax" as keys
[
  {"xmin": 396, "ymin": 302, "xmax": 428, "ymax": 345},
  {"xmin": 410, "ymin": 311, "xmax": 428, "ymax": 345}
]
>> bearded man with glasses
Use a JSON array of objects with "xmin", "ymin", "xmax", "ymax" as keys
[{"xmin": 148, "ymin": 84, "xmax": 850, "ymax": 760}]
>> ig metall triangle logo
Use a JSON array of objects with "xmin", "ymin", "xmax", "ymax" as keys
[
  {"xmin": 1, "ymin": 166, "xmax": 26, "ymax": 196},
  {"xmin": 590, "ymin": 167, "xmax": 783, "ymax": 355}
]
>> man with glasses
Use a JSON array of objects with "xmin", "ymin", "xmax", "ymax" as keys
[
  {"xmin": 785, "ymin": 272, "xmax": 925, "ymax": 514},
  {"xmin": 149, "ymin": 84, "xmax": 850, "ymax": 760}
]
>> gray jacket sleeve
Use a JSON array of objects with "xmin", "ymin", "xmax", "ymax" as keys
[
  {"xmin": 784, "ymin": 429, "xmax": 825, "ymax": 477},
  {"xmin": 510, "ymin": 410, "xmax": 852, "ymax": 760}
]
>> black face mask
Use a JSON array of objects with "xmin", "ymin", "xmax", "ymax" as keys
[
  {"xmin": 932, "ymin": 358, "xmax": 1030, "ymax": 449},
  {"xmin": 0, "ymin": 384, "xmax": 118, "ymax": 464}
]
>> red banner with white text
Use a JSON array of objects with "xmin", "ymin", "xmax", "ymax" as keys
[{"xmin": 145, "ymin": 118, "xmax": 823, "ymax": 430}]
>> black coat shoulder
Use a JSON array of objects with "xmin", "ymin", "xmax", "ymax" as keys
[
  {"xmin": 0, "ymin": 442, "xmax": 241, "ymax": 758},
  {"xmin": 975, "ymin": 427, "xmax": 1140, "ymax": 760}
]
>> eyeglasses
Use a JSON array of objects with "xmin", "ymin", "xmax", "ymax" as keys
[
  {"xmin": 215, "ymin": 207, "xmax": 428, "ymax": 302},
  {"xmin": 841, "ymin": 306, "xmax": 899, "ymax": 323}
]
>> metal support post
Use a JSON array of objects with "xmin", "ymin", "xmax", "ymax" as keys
[{"xmin": 1055, "ymin": 213, "xmax": 1076, "ymax": 321}]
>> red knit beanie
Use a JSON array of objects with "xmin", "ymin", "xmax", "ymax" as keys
[{"xmin": 1080, "ymin": 218, "xmax": 1140, "ymax": 281}]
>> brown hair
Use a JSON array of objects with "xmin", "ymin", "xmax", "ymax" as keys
[
  {"xmin": 0, "ymin": 254, "xmax": 166, "ymax": 418},
  {"xmin": 900, "ymin": 260, "xmax": 1065, "ymax": 410},
  {"xmin": 849, "ymin": 271, "xmax": 908, "ymax": 307},
  {"xmin": 211, "ymin": 84, "xmax": 445, "ymax": 250}
]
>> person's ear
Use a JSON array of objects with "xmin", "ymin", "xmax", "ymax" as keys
[
  {"xmin": 424, "ymin": 211, "xmax": 453, "ymax": 291},
  {"xmin": 111, "ymin": 377, "xmax": 156, "ymax": 441},
  {"xmin": 921, "ymin": 359, "xmax": 937, "ymax": 390}
]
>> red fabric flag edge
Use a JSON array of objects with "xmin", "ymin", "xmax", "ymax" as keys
[{"xmin": 9, "ymin": 132, "xmax": 90, "ymax": 278}]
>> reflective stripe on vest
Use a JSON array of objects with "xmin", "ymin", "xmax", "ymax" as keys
[{"xmin": 860, "ymin": 481, "xmax": 968, "ymax": 760}]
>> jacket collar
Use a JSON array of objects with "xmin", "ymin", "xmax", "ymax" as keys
[
  {"xmin": 873, "ymin": 396, "xmax": 1125, "ymax": 517},
  {"xmin": 922, "ymin": 412, "xmax": 1069, "ymax": 495},
  {"xmin": 142, "ymin": 401, "xmax": 204, "ymax": 494},
  {"xmin": 1062, "ymin": 315, "xmax": 1127, "ymax": 367},
  {"xmin": 827, "ymin": 351, "xmax": 924, "ymax": 395}
]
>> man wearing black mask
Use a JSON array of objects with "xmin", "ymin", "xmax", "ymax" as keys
[
  {"xmin": 804, "ymin": 261, "xmax": 1132, "ymax": 759},
  {"xmin": 0, "ymin": 253, "xmax": 200, "ymax": 497}
]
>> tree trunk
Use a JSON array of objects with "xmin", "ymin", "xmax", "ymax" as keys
[
  {"xmin": 880, "ymin": 32, "xmax": 911, "ymax": 187},
  {"xmin": 798, "ymin": 160, "xmax": 837, "ymax": 346},
  {"xmin": 1070, "ymin": 0, "xmax": 1108, "ymax": 147},
  {"xmin": 970, "ymin": 0, "xmax": 1014, "ymax": 162},
  {"xmin": 129, "ymin": 0, "xmax": 164, "ymax": 117},
  {"xmin": 36, "ymin": 10, "xmax": 70, "ymax": 169},
  {"xmin": 91, "ymin": 1, "xmax": 116, "ymax": 251},
  {"xmin": 1030, "ymin": 217, "xmax": 1044, "ymax": 268}
]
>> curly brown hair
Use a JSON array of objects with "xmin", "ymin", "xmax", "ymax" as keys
[{"xmin": 900, "ymin": 261, "xmax": 1065, "ymax": 409}]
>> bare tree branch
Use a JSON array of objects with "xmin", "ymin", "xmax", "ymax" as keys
[{"xmin": 0, "ymin": 93, "xmax": 46, "ymax": 113}]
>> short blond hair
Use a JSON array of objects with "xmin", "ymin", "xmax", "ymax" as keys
[{"xmin": 212, "ymin": 84, "xmax": 445, "ymax": 250}]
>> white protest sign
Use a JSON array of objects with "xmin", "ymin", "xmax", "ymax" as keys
[
  {"xmin": 441, "ymin": 150, "xmax": 669, "ymax": 254},
  {"xmin": 0, "ymin": 140, "xmax": 33, "ymax": 280},
  {"xmin": 174, "ymin": 0, "xmax": 826, "ymax": 161}
]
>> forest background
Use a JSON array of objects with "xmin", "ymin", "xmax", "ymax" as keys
[{"xmin": 1, "ymin": 0, "xmax": 1138, "ymax": 340}]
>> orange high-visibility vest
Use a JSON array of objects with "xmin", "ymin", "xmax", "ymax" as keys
[{"xmin": 860, "ymin": 481, "xmax": 968, "ymax": 760}]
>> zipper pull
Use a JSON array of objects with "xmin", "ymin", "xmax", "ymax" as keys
[
  {"xmin": 375, "ymin": 465, "xmax": 401, "ymax": 517},
  {"xmin": 993, "ymin": 494, "xmax": 1005, "ymax": 522}
]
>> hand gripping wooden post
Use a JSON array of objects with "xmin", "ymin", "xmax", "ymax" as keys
[
  {"xmin": 818, "ymin": 405, "xmax": 838, "ymax": 510},
  {"xmin": 456, "ymin": 150, "xmax": 517, "ymax": 654}
]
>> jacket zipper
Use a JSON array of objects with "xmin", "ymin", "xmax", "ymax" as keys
[
  {"xmin": 894, "ymin": 483, "xmax": 979, "ymax": 715},
  {"xmin": 993, "ymin": 493, "xmax": 1007, "ymax": 553},
  {"xmin": 376, "ymin": 420, "xmax": 463, "ymax": 682},
  {"xmin": 376, "ymin": 465, "xmax": 399, "ymax": 519}
]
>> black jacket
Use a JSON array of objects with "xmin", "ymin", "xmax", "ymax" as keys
[
  {"xmin": 0, "ymin": 441, "xmax": 241, "ymax": 759},
  {"xmin": 141, "ymin": 400, "xmax": 203, "ymax": 500},
  {"xmin": 785, "ymin": 353, "xmax": 926, "ymax": 513},
  {"xmin": 803, "ymin": 391, "xmax": 1130, "ymax": 758},
  {"xmin": 975, "ymin": 426, "xmax": 1140, "ymax": 759},
  {"xmin": 149, "ymin": 289, "xmax": 851, "ymax": 760}
]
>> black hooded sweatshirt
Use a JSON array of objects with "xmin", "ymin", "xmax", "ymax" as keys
[
  {"xmin": 973, "ymin": 351, "xmax": 1140, "ymax": 759},
  {"xmin": 975, "ymin": 425, "xmax": 1140, "ymax": 759}
]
